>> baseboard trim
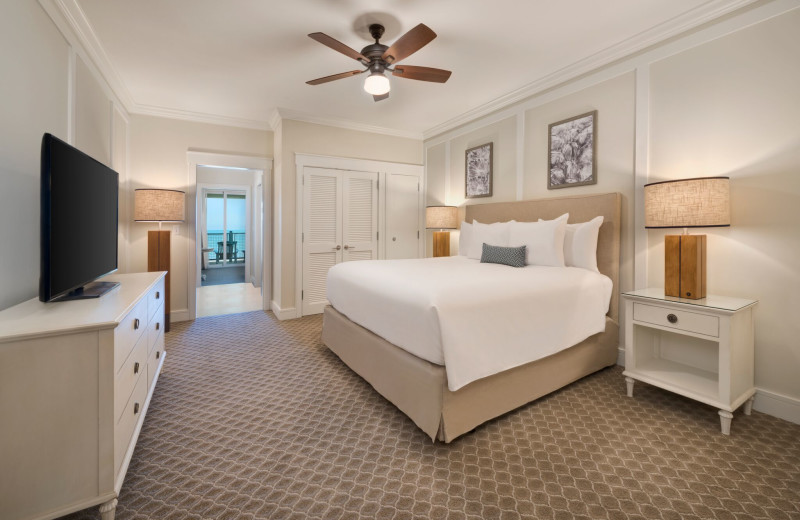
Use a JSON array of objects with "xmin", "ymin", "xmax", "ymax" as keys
[
  {"xmin": 171, "ymin": 309, "xmax": 191, "ymax": 323},
  {"xmin": 270, "ymin": 301, "xmax": 296, "ymax": 321},
  {"xmin": 753, "ymin": 387, "xmax": 800, "ymax": 426}
]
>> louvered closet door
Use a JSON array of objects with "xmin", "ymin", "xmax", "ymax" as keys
[
  {"xmin": 302, "ymin": 169, "xmax": 342, "ymax": 315},
  {"xmin": 342, "ymin": 171, "xmax": 378, "ymax": 263}
]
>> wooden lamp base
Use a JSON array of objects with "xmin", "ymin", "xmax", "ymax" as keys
[
  {"xmin": 147, "ymin": 230, "xmax": 171, "ymax": 331},
  {"xmin": 665, "ymin": 234, "xmax": 706, "ymax": 299},
  {"xmin": 432, "ymin": 231, "xmax": 451, "ymax": 257}
]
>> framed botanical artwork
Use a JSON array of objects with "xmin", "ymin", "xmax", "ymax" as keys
[
  {"xmin": 547, "ymin": 110, "xmax": 597, "ymax": 189},
  {"xmin": 465, "ymin": 142, "xmax": 493, "ymax": 198}
]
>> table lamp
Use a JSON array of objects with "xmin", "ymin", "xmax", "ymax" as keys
[
  {"xmin": 426, "ymin": 206, "xmax": 458, "ymax": 257},
  {"xmin": 644, "ymin": 177, "xmax": 730, "ymax": 299},
  {"xmin": 134, "ymin": 189, "xmax": 185, "ymax": 330}
]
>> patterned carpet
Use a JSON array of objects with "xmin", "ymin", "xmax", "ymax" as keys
[{"xmin": 62, "ymin": 311, "xmax": 800, "ymax": 520}]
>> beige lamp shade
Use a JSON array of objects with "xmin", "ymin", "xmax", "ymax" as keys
[
  {"xmin": 426, "ymin": 206, "xmax": 458, "ymax": 229},
  {"xmin": 644, "ymin": 177, "xmax": 730, "ymax": 228},
  {"xmin": 134, "ymin": 189, "xmax": 185, "ymax": 222}
]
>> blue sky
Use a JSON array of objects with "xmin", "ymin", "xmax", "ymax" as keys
[{"xmin": 207, "ymin": 195, "xmax": 246, "ymax": 233}]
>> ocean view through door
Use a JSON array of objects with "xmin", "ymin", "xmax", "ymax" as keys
[{"xmin": 203, "ymin": 190, "xmax": 247, "ymax": 284}]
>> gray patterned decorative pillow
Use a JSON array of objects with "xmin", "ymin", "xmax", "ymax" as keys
[{"xmin": 480, "ymin": 243, "xmax": 527, "ymax": 268}]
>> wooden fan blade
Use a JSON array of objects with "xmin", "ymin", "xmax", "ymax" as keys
[
  {"xmin": 308, "ymin": 32, "xmax": 369, "ymax": 62},
  {"xmin": 373, "ymin": 93, "xmax": 389, "ymax": 102},
  {"xmin": 382, "ymin": 24, "xmax": 436, "ymax": 64},
  {"xmin": 392, "ymin": 65, "xmax": 451, "ymax": 83},
  {"xmin": 306, "ymin": 70, "xmax": 364, "ymax": 85}
]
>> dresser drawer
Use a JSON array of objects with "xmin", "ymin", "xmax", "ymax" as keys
[
  {"xmin": 114, "ymin": 298, "xmax": 148, "ymax": 374},
  {"xmin": 147, "ymin": 278, "xmax": 165, "ymax": 323},
  {"xmin": 633, "ymin": 303, "xmax": 719, "ymax": 337},
  {"xmin": 115, "ymin": 369, "xmax": 148, "ymax": 473},
  {"xmin": 148, "ymin": 311, "xmax": 164, "ymax": 354},
  {"xmin": 147, "ymin": 334, "xmax": 165, "ymax": 390},
  {"xmin": 115, "ymin": 332, "xmax": 148, "ymax": 423}
]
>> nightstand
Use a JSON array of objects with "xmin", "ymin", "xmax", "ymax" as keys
[{"xmin": 622, "ymin": 288, "xmax": 757, "ymax": 435}]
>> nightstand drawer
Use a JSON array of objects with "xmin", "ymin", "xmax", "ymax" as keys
[{"xmin": 633, "ymin": 303, "xmax": 719, "ymax": 337}]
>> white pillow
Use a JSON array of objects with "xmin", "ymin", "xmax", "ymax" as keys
[
  {"xmin": 458, "ymin": 221, "xmax": 472, "ymax": 256},
  {"xmin": 564, "ymin": 216, "xmax": 604, "ymax": 271},
  {"xmin": 509, "ymin": 214, "xmax": 569, "ymax": 266},
  {"xmin": 467, "ymin": 220, "xmax": 514, "ymax": 260}
]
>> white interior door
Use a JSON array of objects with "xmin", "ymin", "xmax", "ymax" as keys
[
  {"xmin": 386, "ymin": 173, "xmax": 421, "ymax": 259},
  {"xmin": 342, "ymin": 171, "xmax": 378, "ymax": 262},
  {"xmin": 302, "ymin": 169, "xmax": 342, "ymax": 315}
]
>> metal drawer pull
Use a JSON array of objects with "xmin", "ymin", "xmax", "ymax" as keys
[
  {"xmin": 155, "ymin": 291, "xmax": 160, "ymax": 299},
  {"xmin": 134, "ymin": 362, "xmax": 140, "ymax": 374},
  {"xmin": 134, "ymin": 318, "xmax": 140, "ymax": 330},
  {"xmin": 156, "ymin": 351, "xmax": 161, "ymax": 359},
  {"xmin": 667, "ymin": 314, "xmax": 678, "ymax": 324},
  {"xmin": 133, "ymin": 402, "xmax": 140, "ymax": 414},
  {"xmin": 155, "ymin": 322, "xmax": 160, "ymax": 331}
]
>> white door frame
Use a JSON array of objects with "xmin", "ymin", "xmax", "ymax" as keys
[
  {"xmin": 294, "ymin": 153, "xmax": 423, "ymax": 319},
  {"xmin": 197, "ymin": 184, "xmax": 251, "ymax": 280},
  {"xmin": 186, "ymin": 152, "xmax": 272, "ymax": 321}
]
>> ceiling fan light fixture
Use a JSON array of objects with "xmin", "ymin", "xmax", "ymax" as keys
[{"xmin": 364, "ymin": 72, "xmax": 390, "ymax": 96}]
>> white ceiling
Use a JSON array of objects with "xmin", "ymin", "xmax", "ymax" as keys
[{"xmin": 74, "ymin": 0, "xmax": 747, "ymax": 137}]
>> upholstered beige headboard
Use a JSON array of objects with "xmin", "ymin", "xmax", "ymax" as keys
[{"xmin": 464, "ymin": 192, "xmax": 622, "ymax": 322}]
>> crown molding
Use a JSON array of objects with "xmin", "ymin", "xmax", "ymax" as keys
[
  {"xmin": 274, "ymin": 108, "xmax": 423, "ymax": 140},
  {"xmin": 423, "ymin": 0, "xmax": 759, "ymax": 140},
  {"xmin": 132, "ymin": 104, "xmax": 271, "ymax": 131},
  {"xmin": 268, "ymin": 109, "xmax": 283, "ymax": 131}
]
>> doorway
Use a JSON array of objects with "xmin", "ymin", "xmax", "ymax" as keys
[
  {"xmin": 195, "ymin": 168, "xmax": 262, "ymax": 318},
  {"xmin": 202, "ymin": 189, "xmax": 248, "ymax": 286}
]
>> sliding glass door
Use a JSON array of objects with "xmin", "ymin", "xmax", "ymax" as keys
[{"xmin": 205, "ymin": 190, "xmax": 247, "ymax": 268}]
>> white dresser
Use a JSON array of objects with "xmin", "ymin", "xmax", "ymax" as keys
[{"xmin": 0, "ymin": 272, "xmax": 166, "ymax": 520}]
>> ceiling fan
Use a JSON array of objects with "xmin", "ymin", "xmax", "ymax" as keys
[{"xmin": 306, "ymin": 23, "xmax": 452, "ymax": 102}]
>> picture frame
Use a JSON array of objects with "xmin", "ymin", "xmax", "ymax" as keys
[
  {"xmin": 547, "ymin": 110, "xmax": 597, "ymax": 189},
  {"xmin": 465, "ymin": 142, "xmax": 493, "ymax": 199}
]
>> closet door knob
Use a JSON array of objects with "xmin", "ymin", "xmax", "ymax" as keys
[
  {"xmin": 334, "ymin": 245, "xmax": 341, "ymax": 251},
  {"xmin": 343, "ymin": 245, "xmax": 350, "ymax": 250}
]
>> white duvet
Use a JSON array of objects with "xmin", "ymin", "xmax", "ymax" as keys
[{"xmin": 326, "ymin": 256, "xmax": 612, "ymax": 391}]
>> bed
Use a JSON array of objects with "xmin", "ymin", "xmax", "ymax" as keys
[{"xmin": 321, "ymin": 192, "xmax": 621, "ymax": 442}]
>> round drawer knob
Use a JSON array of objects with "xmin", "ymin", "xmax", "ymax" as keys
[
  {"xmin": 134, "ymin": 362, "xmax": 140, "ymax": 374},
  {"xmin": 667, "ymin": 313, "xmax": 678, "ymax": 324},
  {"xmin": 133, "ymin": 402, "xmax": 140, "ymax": 414}
]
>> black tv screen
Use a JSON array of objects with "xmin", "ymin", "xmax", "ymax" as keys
[{"xmin": 40, "ymin": 133, "xmax": 119, "ymax": 302}]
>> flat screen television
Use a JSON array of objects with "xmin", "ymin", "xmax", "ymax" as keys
[{"xmin": 40, "ymin": 133, "xmax": 119, "ymax": 302}]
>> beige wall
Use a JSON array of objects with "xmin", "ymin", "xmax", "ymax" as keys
[
  {"xmin": 128, "ymin": 115, "xmax": 271, "ymax": 316},
  {"xmin": 274, "ymin": 119, "xmax": 423, "ymax": 311},
  {"xmin": 425, "ymin": 7, "xmax": 800, "ymax": 417},
  {"xmin": 647, "ymin": 10, "xmax": 800, "ymax": 401},
  {"xmin": 0, "ymin": 2, "xmax": 123, "ymax": 310},
  {"xmin": 426, "ymin": 73, "xmax": 635, "ymax": 281}
]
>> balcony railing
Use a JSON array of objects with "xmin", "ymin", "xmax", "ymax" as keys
[{"xmin": 207, "ymin": 230, "xmax": 246, "ymax": 264}]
